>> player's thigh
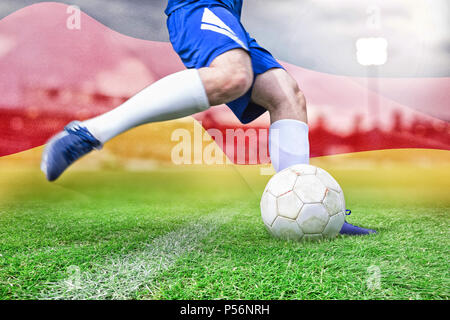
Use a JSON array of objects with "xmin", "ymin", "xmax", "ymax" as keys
[
  {"xmin": 167, "ymin": 3, "xmax": 252, "ymax": 83},
  {"xmin": 167, "ymin": 4, "xmax": 254, "ymax": 104},
  {"xmin": 209, "ymin": 48, "xmax": 252, "ymax": 75},
  {"xmin": 251, "ymin": 68, "xmax": 303, "ymax": 112},
  {"xmin": 206, "ymin": 48, "xmax": 253, "ymax": 89}
]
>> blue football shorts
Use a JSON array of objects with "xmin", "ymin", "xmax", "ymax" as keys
[{"xmin": 166, "ymin": 2, "xmax": 284, "ymax": 124}]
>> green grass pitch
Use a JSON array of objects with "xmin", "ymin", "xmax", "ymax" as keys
[{"xmin": 0, "ymin": 164, "xmax": 448, "ymax": 300}]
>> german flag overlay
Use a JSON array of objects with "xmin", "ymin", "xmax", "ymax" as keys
[
  {"xmin": 0, "ymin": 1, "xmax": 449, "ymax": 301},
  {"xmin": 0, "ymin": 3, "xmax": 448, "ymax": 162}
]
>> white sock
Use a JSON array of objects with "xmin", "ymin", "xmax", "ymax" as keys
[
  {"xmin": 269, "ymin": 119, "xmax": 310, "ymax": 172},
  {"xmin": 82, "ymin": 69, "xmax": 209, "ymax": 144}
]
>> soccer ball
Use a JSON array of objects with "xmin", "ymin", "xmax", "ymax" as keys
[{"xmin": 260, "ymin": 164, "xmax": 346, "ymax": 241}]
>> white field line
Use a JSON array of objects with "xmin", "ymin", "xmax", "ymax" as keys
[{"xmin": 40, "ymin": 213, "xmax": 230, "ymax": 300}]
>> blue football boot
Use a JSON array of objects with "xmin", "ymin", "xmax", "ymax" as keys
[
  {"xmin": 339, "ymin": 210, "xmax": 377, "ymax": 235},
  {"xmin": 41, "ymin": 121, "xmax": 102, "ymax": 181}
]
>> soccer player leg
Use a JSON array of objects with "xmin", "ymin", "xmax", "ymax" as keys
[
  {"xmin": 83, "ymin": 69, "xmax": 210, "ymax": 143},
  {"xmin": 80, "ymin": 4, "xmax": 253, "ymax": 143},
  {"xmin": 251, "ymin": 68, "xmax": 310, "ymax": 172},
  {"xmin": 198, "ymin": 49, "xmax": 253, "ymax": 106},
  {"xmin": 40, "ymin": 68, "xmax": 210, "ymax": 181},
  {"xmin": 252, "ymin": 70, "xmax": 375, "ymax": 235},
  {"xmin": 41, "ymin": 4, "xmax": 254, "ymax": 181},
  {"xmin": 83, "ymin": 49, "xmax": 253, "ymax": 145}
]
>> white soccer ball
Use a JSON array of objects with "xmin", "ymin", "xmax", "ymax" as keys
[{"xmin": 260, "ymin": 164, "xmax": 346, "ymax": 241}]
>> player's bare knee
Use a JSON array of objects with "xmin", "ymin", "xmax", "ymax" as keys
[{"xmin": 224, "ymin": 67, "xmax": 253, "ymax": 99}]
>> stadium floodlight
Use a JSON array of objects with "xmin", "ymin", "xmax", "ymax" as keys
[{"xmin": 355, "ymin": 37, "xmax": 388, "ymax": 66}]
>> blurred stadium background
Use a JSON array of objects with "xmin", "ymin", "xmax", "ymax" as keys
[{"xmin": 0, "ymin": 0, "xmax": 448, "ymax": 167}]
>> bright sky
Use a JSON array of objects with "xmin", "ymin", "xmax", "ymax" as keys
[{"xmin": 243, "ymin": 0, "xmax": 449, "ymax": 77}]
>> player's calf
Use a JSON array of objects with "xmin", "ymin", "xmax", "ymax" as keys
[
  {"xmin": 251, "ymin": 68, "xmax": 309, "ymax": 171},
  {"xmin": 252, "ymin": 68, "xmax": 307, "ymax": 123}
]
